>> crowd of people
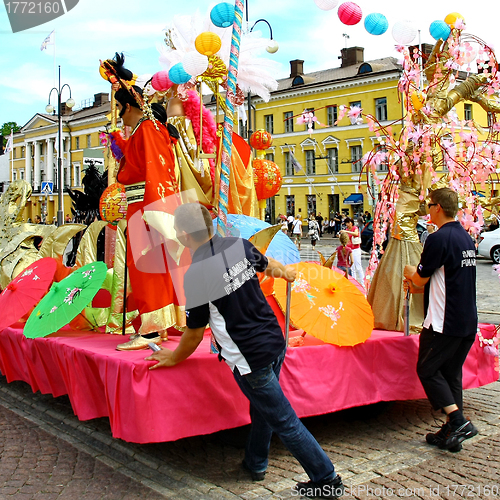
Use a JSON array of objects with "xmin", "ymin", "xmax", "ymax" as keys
[{"xmin": 278, "ymin": 210, "xmax": 373, "ymax": 285}]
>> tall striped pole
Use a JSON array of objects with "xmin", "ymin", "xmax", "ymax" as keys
[{"xmin": 217, "ymin": 0, "xmax": 244, "ymax": 235}]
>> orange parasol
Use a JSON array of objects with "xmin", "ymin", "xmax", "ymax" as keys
[{"xmin": 274, "ymin": 262, "xmax": 373, "ymax": 347}]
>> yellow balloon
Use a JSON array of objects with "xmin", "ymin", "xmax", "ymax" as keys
[{"xmin": 444, "ymin": 12, "xmax": 465, "ymax": 29}]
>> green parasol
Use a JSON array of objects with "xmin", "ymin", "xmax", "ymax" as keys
[{"xmin": 24, "ymin": 262, "xmax": 108, "ymax": 338}]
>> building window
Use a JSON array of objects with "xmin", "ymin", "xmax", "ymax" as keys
[
  {"xmin": 284, "ymin": 111, "xmax": 294, "ymax": 133},
  {"xmin": 285, "ymin": 195, "xmax": 295, "ymax": 215},
  {"xmin": 375, "ymin": 97, "xmax": 387, "ymax": 121},
  {"xmin": 265, "ymin": 153, "xmax": 275, "ymax": 162},
  {"xmin": 376, "ymin": 145, "xmax": 388, "ymax": 172},
  {"xmin": 74, "ymin": 164, "xmax": 81, "ymax": 187},
  {"xmin": 305, "ymin": 150, "xmax": 316, "ymax": 175},
  {"xmin": 21, "ymin": 146, "xmax": 25, "ymax": 158},
  {"xmin": 239, "ymin": 119, "xmax": 247, "ymax": 139},
  {"xmin": 327, "ymin": 106, "xmax": 338, "ymax": 127},
  {"xmin": 464, "ymin": 103, "xmax": 473, "ymax": 121},
  {"xmin": 307, "ymin": 194, "xmax": 316, "ymax": 216},
  {"xmin": 75, "ymin": 136, "xmax": 80, "ymax": 149},
  {"xmin": 264, "ymin": 114, "xmax": 274, "ymax": 134},
  {"xmin": 327, "ymin": 148, "xmax": 338, "ymax": 173},
  {"xmin": 350, "ymin": 100, "xmax": 361, "ymax": 109},
  {"xmin": 12, "ymin": 171, "xmax": 17, "ymax": 181},
  {"xmin": 285, "ymin": 152, "xmax": 294, "ymax": 176},
  {"xmin": 351, "ymin": 145, "xmax": 363, "ymax": 172},
  {"xmin": 305, "ymin": 108, "xmax": 315, "ymax": 130},
  {"xmin": 13, "ymin": 148, "xmax": 16, "ymax": 159},
  {"xmin": 87, "ymin": 135, "xmax": 92, "ymax": 148},
  {"xmin": 487, "ymin": 112, "xmax": 493, "ymax": 128}
]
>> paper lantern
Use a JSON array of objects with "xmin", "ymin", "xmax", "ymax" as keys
[
  {"xmin": 182, "ymin": 52, "xmax": 209, "ymax": 77},
  {"xmin": 195, "ymin": 32, "xmax": 222, "ymax": 56},
  {"xmin": 392, "ymin": 20, "xmax": 417, "ymax": 45},
  {"xmin": 429, "ymin": 20, "xmax": 451, "ymax": 41},
  {"xmin": 151, "ymin": 71, "xmax": 173, "ymax": 92},
  {"xmin": 338, "ymin": 2, "xmax": 362, "ymax": 26},
  {"xmin": 99, "ymin": 183, "xmax": 127, "ymax": 230},
  {"xmin": 135, "ymin": 74, "xmax": 155, "ymax": 96},
  {"xmin": 250, "ymin": 130, "xmax": 273, "ymax": 150},
  {"xmin": 313, "ymin": 0, "xmax": 339, "ymax": 10},
  {"xmin": 168, "ymin": 63, "xmax": 192, "ymax": 85},
  {"xmin": 364, "ymin": 13, "xmax": 388, "ymax": 36},
  {"xmin": 410, "ymin": 91, "xmax": 425, "ymax": 111},
  {"xmin": 444, "ymin": 12, "xmax": 465, "ymax": 29},
  {"xmin": 253, "ymin": 159, "xmax": 282, "ymax": 200},
  {"xmin": 210, "ymin": 2, "xmax": 235, "ymax": 28}
]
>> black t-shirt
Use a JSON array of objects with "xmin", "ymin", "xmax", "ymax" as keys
[
  {"xmin": 184, "ymin": 235, "xmax": 285, "ymax": 374},
  {"xmin": 417, "ymin": 221, "xmax": 477, "ymax": 337}
]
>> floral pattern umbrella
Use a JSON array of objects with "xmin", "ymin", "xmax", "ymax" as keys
[
  {"xmin": 0, "ymin": 258, "xmax": 57, "ymax": 331},
  {"xmin": 24, "ymin": 262, "xmax": 108, "ymax": 338},
  {"xmin": 274, "ymin": 262, "xmax": 373, "ymax": 346}
]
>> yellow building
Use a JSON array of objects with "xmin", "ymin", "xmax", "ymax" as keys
[
  {"xmin": 10, "ymin": 93, "xmax": 111, "ymax": 223},
  {"xmin": 248, "ymin": 46, "xmax": 496, "ymax": 223}
]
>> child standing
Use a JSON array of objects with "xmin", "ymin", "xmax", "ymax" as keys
[{"xmin": 329, "ymin": 232, "xmax": 353, "ymax": 276}]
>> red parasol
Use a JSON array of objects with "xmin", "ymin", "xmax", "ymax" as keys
[{"xmin": 0, "ymin": 258, "xmax": 57, "ymax": 331}]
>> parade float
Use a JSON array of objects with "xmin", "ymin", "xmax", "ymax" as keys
[{"xmin": 0, "ymin": 2, "xmax": 497, "ymax": 443}]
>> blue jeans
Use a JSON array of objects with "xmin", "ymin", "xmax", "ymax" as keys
[
  {"xmin": 337, "ymin": 266, "xmax": 352, "ymax": 276},
  {"xmin": 233, "ymin": 349, "xmax": 335, "ymax": 482}
]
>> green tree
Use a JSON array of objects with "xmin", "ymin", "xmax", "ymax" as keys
[{"xmin": 1, "ymin": 122, "xmax": 21, "ymax": 146}]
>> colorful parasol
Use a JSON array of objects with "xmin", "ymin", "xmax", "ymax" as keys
[
  {"xmin": 24, "ymin": 262, "xmax": 108, "ymax": 338},
  {"xmin": 99, "ymin": 182, "xmax": 127, "ymax": 230},
  {"xmin": 214, "ymin": 213, "xmax": 300, "ymax": 265},
  {"xmin": 0, "ymin": 258, "xmax": 58, "ymax": 331},
  {"xmin": 274, "ymin": 262, "xmax": 373, "ymax": 346}
]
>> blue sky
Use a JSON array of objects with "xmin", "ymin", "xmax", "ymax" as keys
[{"xmin": 1, "ymin": 0, "xmax": 499, "ymax": 128}]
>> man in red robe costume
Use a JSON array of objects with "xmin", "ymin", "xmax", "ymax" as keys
[{"xmin": 114, "ymin": 85, "xmax": 185, "ymax": 350}]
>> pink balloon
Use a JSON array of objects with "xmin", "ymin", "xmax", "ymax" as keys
[
  {"xmin": 151, "ymin": 71, "xmax": 173, "ymax": 92},
  {"xmin": 338, "ymin": 2, "xmax": 362, "ymax": 26}
]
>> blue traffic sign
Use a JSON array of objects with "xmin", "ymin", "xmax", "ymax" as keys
[{"xmin": 41, "ymin": 181, "xmax": 53, "ymax": 195}]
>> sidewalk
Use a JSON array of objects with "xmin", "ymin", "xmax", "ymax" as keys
[{"xmin": 0, "ymin": 375, "xmax": 498, "ymax": 499}]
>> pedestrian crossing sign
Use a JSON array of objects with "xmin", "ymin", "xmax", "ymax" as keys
[{"xmin": 41, "ymin": 182, "xmax": 53, "ymax": 195}]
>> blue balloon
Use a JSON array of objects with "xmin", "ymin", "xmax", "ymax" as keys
[
  {"xmin": 168, "ymin": 63, "xmax": 192, "ymax": 85},
  {"xmin": 364, "ymin": 13, "xmax": 389, "ymax": 36},
  {"xmin": 210, "ymin": 2, "xmax": 235, "ymax": 28},
  {"xmin": 429, "ymin": 20, "xmax": 451, "ymax": 41}
]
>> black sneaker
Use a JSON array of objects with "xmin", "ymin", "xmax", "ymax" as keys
[
  {"xmin": 295, "ymin": 474, "xmax": 344, "ymax": 499},
  {"xmin": 439, "ymin": 421, "xmax": 478, "ymax": 451},
  {"xmin": 426, "ymin": 421, "xmax": 451, "ymax": 446},
  {"xmin": 241, "ymin": 460, "xmax": 265, "ymax": 481}
]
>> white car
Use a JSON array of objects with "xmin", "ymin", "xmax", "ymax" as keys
[{"xmin": 478, "ymin": 228, "xmax": 500, "ymax": 264}]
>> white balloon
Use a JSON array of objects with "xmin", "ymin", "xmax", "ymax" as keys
[
  {"xmin": 392, "ymin": 21, "xmax": 417, "ymax": 45},
  {"xmin": 313, "ymin": 0, "xmax": 339, "ymax": 11},
  {"xmin": 182, "ymin": 52, "xmax": 209, "ymax": 77},
  {"xmin": 135, "ymin": 74, "xmax": 156, "ymax": 96}
]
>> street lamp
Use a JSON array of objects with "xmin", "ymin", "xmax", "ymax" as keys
[
  {"xmin": 46, "ymin": 65, "xmax": 74, "ymax": 226},
  {"xmin": 246, "ymin": 17, "xmax": 279, "ymax": 143}
]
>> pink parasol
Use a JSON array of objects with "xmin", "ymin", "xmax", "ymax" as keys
[{"xmin": 0, "ymin": 258, "xmax": 57, "ymax": 331}]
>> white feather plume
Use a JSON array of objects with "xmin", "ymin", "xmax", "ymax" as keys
[{"xmin": 157, "ymin": 9, "xmax": 279, "ymax": 102}]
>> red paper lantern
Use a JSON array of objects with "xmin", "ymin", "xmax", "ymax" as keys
[
  {"xmin": 338, "ymin": 2, "xmax": 362, "ymax": 26},
  {"xmin": 250, "ymin": 129, "xmax": 273, "ymax": 150},
  {"xmin": 253, "ymin": 159, "xmax": 282, "ymax": 200}
]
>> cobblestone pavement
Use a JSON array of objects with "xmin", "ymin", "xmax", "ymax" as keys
[{"xmin": 0, "ymin": 235, "xmax": 498, "ymax": 499}]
